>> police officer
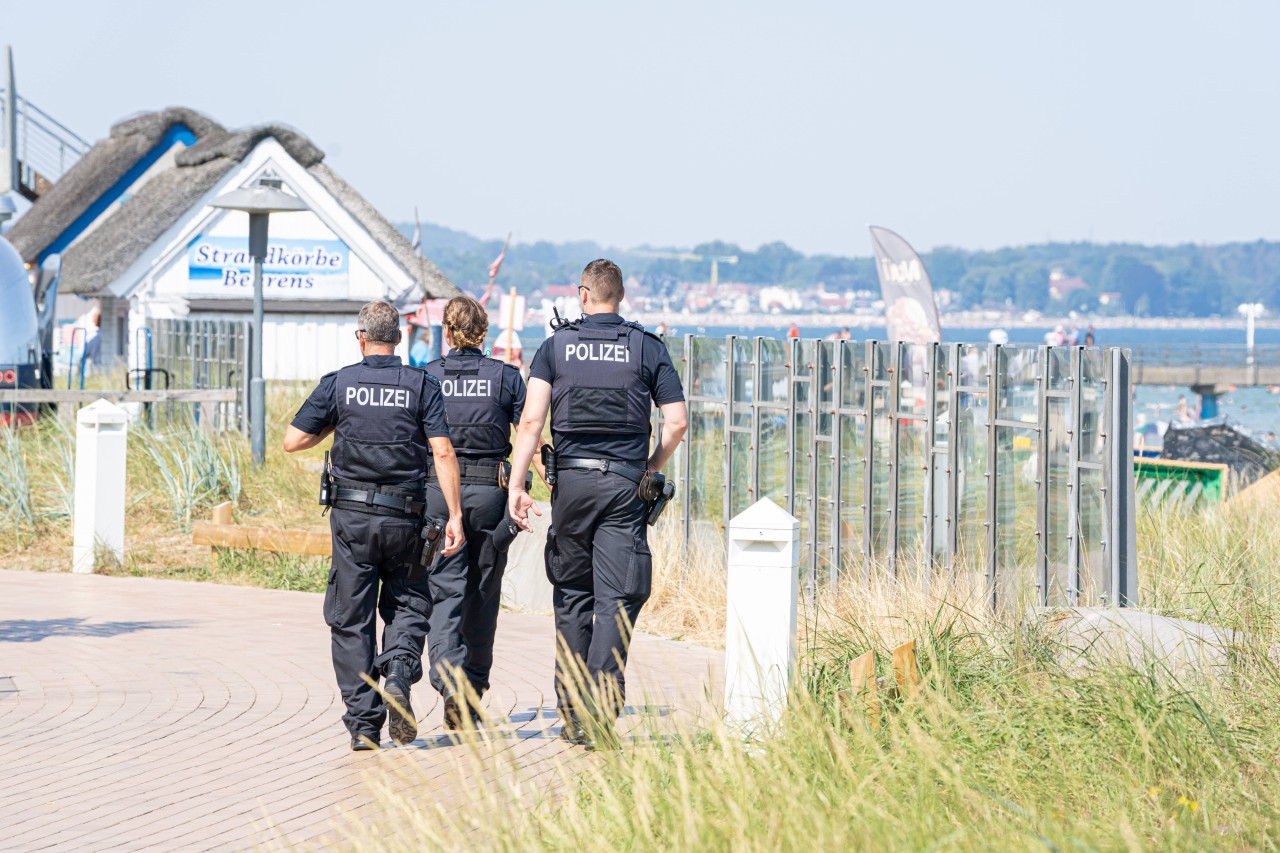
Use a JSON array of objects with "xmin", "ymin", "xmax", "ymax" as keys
[
  {"xmin": 509, "ymin": 259, "xmax": 688, "ymax": 746},
  {"xmin": 284, "ymin": 301, "xmax": 464, "ymax": 751},
  {"xmin": 423, "ymin": 296, "xmax": 528, "ymax": 729}
]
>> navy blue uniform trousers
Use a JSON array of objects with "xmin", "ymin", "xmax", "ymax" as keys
[
  {"xmin": 424, "ymin": 479, "xmax": 508, "ymax": 699},
  {"xmin": 545, "ymin": 467, "xmax": 652, "ymax": 719},
  {"xmin": 325, "ymin": 507, "xmax": 429, "ymax": 738}
]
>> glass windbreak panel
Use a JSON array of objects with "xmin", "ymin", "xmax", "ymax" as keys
[
  {"xmin": 690, "ymin": 337, "xmax": 727, "ymax": 399},
  {"xmin": 1078, "ymin": 466, "xmax": 1107, "ymax": 605},
  {"xmin": 758, "ymin": 338, "xmax": 789, "ymax": 405},
  {"xmin": 1047, "ymin": 346, "xmax": 1072, "ymax": 391},
  {"xmin": 793, "ymin": 409, "xmax": 813, "ymax": 575},
  {"xmin": 955, "ymin": 379, "xmax": 990, "ymax": 580},
  {"xmin": 869, "ymin": 386, "xmax": 892, "ymax": 566},
  {"xmin": 732, "ymin": 337, "xmax": 754, "ymax": 404},
  {"xmin": 665, "ymin": 335, "xmax": 684, "ymax": 379},
  {"xmin": 872, "ymin": 341, "xmax": 893, "ymax": 382},
  {"xmin": 729, "ymin": 411, "xmax": 753, "ymax": 519},
  {"xmin": 839, "ymin": 340, "xmax": 867, "ymax": 412},
  {"xmin": 815, "ymin": 442, "xmax": 836, "ymax": 588},
  {"xmin": 993, "ymin": 425, "xmax": 1039, "ymax": 609},
  {"xmin": 688, "ymin": 401, "xmax": 726, "ymax": 527},
  {"xmin": 958, "ymin": 343, "xmax": 988, "ymax": 388},
  {"xmin": 816, "ymin": 341, "xmax": 835, "ymax": 438},
  {"xmin": 838, "ymin": 413, "xmax": 865, "ymax": 581},
  {"xmin": 1044, "ymin": 396, "xmax": 1072, "ymax": 605},
  {"xmin": 758, "ymin": 403, "xmax": 789, "ymax": 507},
  {"xmin": 933, "ymin": 345, "xmax": 952, "ymax": 446},
  {"xmin": 897, "ymin": 344, "xmax": 929, "ymax": 417},
  {"xmin": 1079, "ymin": 349, "xmax": 1106, "ymax": 465},
  {"xmin": 895, "ymin": 418, "xmax": 928, "ymax": 569},
  {"xmin": 795, "ymin": 339, "xmax": 815, "ymax": 380},
  {"xmin": 996, "ymin": 346, "xmax": 1039, "ymax": 426}
]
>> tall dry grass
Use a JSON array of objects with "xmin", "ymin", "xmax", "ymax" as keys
[{"xmin": 325, "ymin": 494, "xmax": 1280, "ymax": 852}]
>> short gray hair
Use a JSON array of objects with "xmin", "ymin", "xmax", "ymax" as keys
[{"xmin": 357, "ymin": 301, "xmax": 401, "ymax": 344}]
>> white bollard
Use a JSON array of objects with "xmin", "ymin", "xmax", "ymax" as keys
[
  {"xmin": 724, "ymin": 497, "xmax": 799, "ymax": 731},
  {"xmin": 73, "ymin": 399, "xmax": 128, "ymax": 573}
]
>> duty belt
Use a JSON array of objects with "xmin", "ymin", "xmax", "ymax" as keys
[
  {"xmin": 556, "ymin": 457, "xmax": 646, "ymax": 484},
  {"xmin": 426, "ymin": 459, "xmax": 504, "ymax": 485},
  {"xmin": 331, "ymin": 480, "xmax": 425, "ymax": 515}
]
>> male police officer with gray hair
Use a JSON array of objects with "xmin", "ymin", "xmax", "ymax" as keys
[
  {"xmin": 509, "ymin": 259, "xmax": 687, "ymax": 747},
  {"xmin": 285, "ymin": 300, "xmax": 464, "ymax": 751}
]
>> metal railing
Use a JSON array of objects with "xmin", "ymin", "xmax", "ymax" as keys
[
  {"xmin": 149, "ymin": 319, "xmax": 249, "ymax": 432},
  {"xmin": 0, "ymin": 90, "xmax": 91, "ymax": 197},
  {"xmin": 1129, "ymin": 344, "xmax": 1280, "ymax": 370},
  {"xmin": 660, "ymin": 337, "xmax": 1137, "ymax": 610}
]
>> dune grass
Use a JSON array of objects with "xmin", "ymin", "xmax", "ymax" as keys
[{"xmin": 333, "ymin": 498, "xmax": 1280, "ymax": 852}]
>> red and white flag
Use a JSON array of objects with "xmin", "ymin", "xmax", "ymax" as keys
[{"xmin": 488, "ymin": 232, "xmax": 511, "ymax": 281}]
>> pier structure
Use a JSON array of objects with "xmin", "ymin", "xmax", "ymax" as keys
[{"xmin": 1129, "ymin": 344, "xmax": 1280, "ymax": 418}]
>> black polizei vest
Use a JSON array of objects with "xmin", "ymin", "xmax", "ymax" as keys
[
  {"xmin": 549, "ymin": 321, "xmax": 650, "ymax": 435},
  {"xmin": 424, "ymin": 352, "xmax": 511, "ymax": 459},
  {"xmin": 331, "ymin": 361, "xmax": 432, "ymax": 486}
]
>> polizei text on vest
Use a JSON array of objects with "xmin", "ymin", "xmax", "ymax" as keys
[
  {"xmin": 345, "ymin": 386, "xmax": 411, "ymax": 408},
  {"xmin": 564, "ymin": 343, "xmax": 631, "ymax": 362}
]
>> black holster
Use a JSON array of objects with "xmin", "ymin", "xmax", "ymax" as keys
[
  {"xmin": 541, "ymin": 444, "xmax": 557, "ymax": 486},
  {"xmin": 419, "ymin": 517, "xmax": 446, "ymax": 569},
  {"xmin": 638, "ymin": 471, "xmax": 676, "ymax": 526},
  {"xmin": 491, "ymin": 514, "xmax": 521, "ymax": 554},
  {"xmin": 318, "ymin": 451, "xmax": 333, "ymax": 508}
]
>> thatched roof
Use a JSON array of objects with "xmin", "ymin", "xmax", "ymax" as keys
[{"xmin": 7, "ymin": 107, "xmax": 455, "ymax": 300}]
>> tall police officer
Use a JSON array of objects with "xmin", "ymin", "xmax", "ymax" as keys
[
  {"xmin": 423, "ymin": 296, "xmax": 529, "ymax": 729},
  {"xmin": 285, "ymin": 301, "xmax": 464, "ymax": 751},
  {"xmin": 508, "ymin": 259, "xmax": 688, "ymax": 745}
]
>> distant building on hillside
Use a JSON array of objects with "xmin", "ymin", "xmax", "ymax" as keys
[
  {"xmin": 1048, "ymin": 268, "xmax": 1089, "ymax": 302},
  {"xmin": 7, "ymin": 107, "xmax": 457, "ymax": 379}
]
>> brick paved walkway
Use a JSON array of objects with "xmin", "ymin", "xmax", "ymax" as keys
[{"xmin": 0, "ymin": 570, "xmax": 722, "ymax": 851}]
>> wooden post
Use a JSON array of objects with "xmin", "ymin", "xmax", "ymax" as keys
[
  {"xmin": 192, "ymin": 522, "xmax": 330, "ymax": 556},
  {"xmin": 892, "ymin": 640, "xmax": 922, "ymax": 699},
  {"xmin": 198, "ymin": 400, "xmax": 217, "ymax": 435},
  {"xmin": 504, "ymin": 286, "xmax": 517, "ymax": 365},
  {"xmin": 211, "ymin": 501, "xmax": 233, "ymax": 526},
  {"xmin": 849, "ymin": 651, "xmax": 879, "ymax": 729}
]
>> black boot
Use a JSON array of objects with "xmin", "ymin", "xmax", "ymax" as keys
[
  {"xmin": 443, "ymin": 695, "xmax": 464, "ymax": 731},
  {"xmin": 383, "ymin": 660, "xmax": 418, "ymax": 746},
  {"xmin": 351, "ymin": 732, "xmax": 381, "ymax": 751},
  {"xmin": 558, "ymin": 713, "xmax": 588, "ymax": 745}
]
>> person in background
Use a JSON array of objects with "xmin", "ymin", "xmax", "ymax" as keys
[
  {"xmin": 787, "ymin": 322, "xmax": 800, "ymax": 339},
  {"xmin": 407, "ymin": 321, "xmax": 432, "ymax": 368},
  {"xmin": 1084, "ymin": 325, "xmax": 1096, "ymax": 346}
]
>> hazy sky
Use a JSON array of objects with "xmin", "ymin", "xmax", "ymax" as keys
[{"xmin": 5, "ymin": 1, "xmax": 1279, "ymax": 255}]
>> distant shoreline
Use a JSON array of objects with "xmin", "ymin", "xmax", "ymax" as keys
[{"xmin": 626, "ymin": 311, "xmax": 1280, "ymax": 331}]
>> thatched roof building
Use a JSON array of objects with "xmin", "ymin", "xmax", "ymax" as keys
[{"xmin": 9, "ymin": 107, "xmax": 456, "ymax": 379}]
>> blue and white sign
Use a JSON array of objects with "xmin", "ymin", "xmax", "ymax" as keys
[{"xmin": 187, "ymin": 236, "xmax": 350, "ymax": 298}]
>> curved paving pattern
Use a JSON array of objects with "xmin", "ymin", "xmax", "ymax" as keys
[{"xmin": 0, "ymin": 570, "xmax": 722, "ymax": 851}]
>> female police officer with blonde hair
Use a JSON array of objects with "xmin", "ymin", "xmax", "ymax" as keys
[{"xmin": 423, "ymin": 296, "xmax": 528, "ymax": 728}]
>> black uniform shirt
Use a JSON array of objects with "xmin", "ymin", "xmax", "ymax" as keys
[
  {"xmin": 529, "ymin": 312, "xmax": 685, "ymax": 463},
  {"xmin": 291, "ymin": 354, "xmax": 450, "ymax": 439}
]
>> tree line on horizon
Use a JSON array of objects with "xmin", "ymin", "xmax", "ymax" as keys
[{"xmin": 403, "ymin": 221, "xmax": 1280, "ymax": 317}]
